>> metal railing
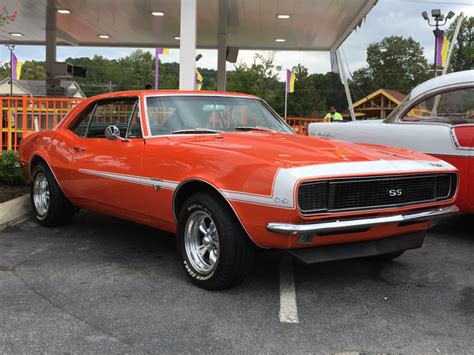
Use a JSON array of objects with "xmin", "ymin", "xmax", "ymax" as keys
[
  {"xmin": 1, "ymin": 97, "xmax": 324, "ymax": 153},
  {"xmin": 285, "ymin": 117, "xmax": 324, "ymax": 135},
  {"xmin": 1, "ymin": 96, "xmax": 83, "ymax": 153}
]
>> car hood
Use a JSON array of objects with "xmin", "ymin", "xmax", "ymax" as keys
[{"xmin": 171, "ymin": 131, "xmax": 431, "ymax": 168}]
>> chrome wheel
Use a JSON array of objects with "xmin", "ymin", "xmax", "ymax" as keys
[
  {"xmin": 184, "ymin": 210, "xmax": 219, "ymax": 274},
  {"xmin": 33, "ymin": 172, "xmax": 50, "ymax": 217}
]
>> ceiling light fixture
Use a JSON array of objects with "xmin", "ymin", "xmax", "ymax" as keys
[
  {"xmin": 57, "ymin": 9, "xmax": 71, "ymax": 14},
  {"xmin": 276, "ymin": 14, "xmax": 290, "ymax": 19},
  {"xmin": 275, "ymin": 38, "xmax": 286, "ymax": 42},
  {"xmin": 98, "ymin": 34, "xmax": 110, "ymax": 39},
  {"xmin": 174, "ymin": 36, "xmax": 181, "ymax": 40},
  {"xmin": 151, "ymin": 11, "xmax": 165, "ymax": 16},
  {"xmin": 9, "ymin": 32, "xmax": 24, "ymax": 37}
]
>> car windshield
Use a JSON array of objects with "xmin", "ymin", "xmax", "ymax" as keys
[
  {"xmin": 145, "ymin": 96, "xmax": 294, "ymax": 136},
  {"xmin": 385, "ymin": 87, "xmax": 474, "ymax": 125}
]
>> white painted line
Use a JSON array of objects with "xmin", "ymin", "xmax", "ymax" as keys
[{"xmin": 279, "ymin": 255, "xmax": 299, "ymax": 323}]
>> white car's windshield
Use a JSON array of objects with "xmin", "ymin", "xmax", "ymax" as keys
[{"xmin": 145, "ymin": 96, "xmax": 294, "ymax": 135}]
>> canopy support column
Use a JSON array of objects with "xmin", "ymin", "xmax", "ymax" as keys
[
  {"xmin": 336, "ymin": 49, "xmax": 356, "ymax": 121},
  {"xmin": 217, "ymin": 0, "xmax": 228, "ymax": 91},
  {"xmin": 179, "ymin": 0, "xmax": 197, "ymax": 90},
  {"xmin": 45, "ymin": 0, "xmax": 57, "ymax": 79},
  {"xmin": 217, "ymin": 34, "xmax": 227, "ymax": 91}
]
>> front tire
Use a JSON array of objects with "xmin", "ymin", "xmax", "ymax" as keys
[
  {"xmin": 177, "ymin": 192, "xmax": 255, "ymax": 290},
  {"xmin": 31, "ymin": 162, "xmax": 74, "ymax": 227}
]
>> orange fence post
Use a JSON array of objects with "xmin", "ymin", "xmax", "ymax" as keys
[
  {"xmin": 7, "ymin": 98, "xmax": 12, "ymax": 151},
  {"xmin": 284, "ymin": 117, "xmax": 324, "ymax": 135},
  {"xmin": 0, "ymin": 98, "xmax": 3, "ymax": 151},
  {"xmin": 0, "ymin": 96, "xmax": 84, "ymax": 155}
]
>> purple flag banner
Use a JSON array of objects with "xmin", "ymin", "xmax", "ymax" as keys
[
  {"xmin": 11, "ymin": 53, "xmax": 18, "ymax": 80},
  {"xmin": 155, "ymin": 48, "xmax": 160, "ymax": 89},
  {"xmin": 435, "ymin": 29, "xmax": 444, "ymax": 67}
]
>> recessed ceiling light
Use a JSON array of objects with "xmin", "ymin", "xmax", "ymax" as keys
[
  {"xmin": 9, "ymin": 32, "xmax": 23, "ymax": 37},
  {"xmin": 276, "ymin": 14, "xmax": 290, "ymax": 19},
  {"xmin": 98, "ymin": 34, "xmax": 110, "ymax": 39},
  {"xmin": 275, "ymin": 38, "xmax": 285, "ymax": 42},
  {"xmin": 151, "ymin": 11, "xmax": 165, "ymax": 16},
  {"xmin": 174, "ymin": 36, "xmax": 181, "ymax": 40},
  {"xmin": 57, "ymin": 9, "xmax": 71, "ymax": 14}
]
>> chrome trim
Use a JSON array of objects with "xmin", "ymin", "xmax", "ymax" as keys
[
  {"xmin": 450, "ymin": 126, "xmax": 472, "ymax": 151},
  {"xmin": 267, "ymin": 205, "xmax": 459, "ymax": 235},
  {"xmin": 298, "ymin": 173, "xmax": 457, "ymax": 215}
]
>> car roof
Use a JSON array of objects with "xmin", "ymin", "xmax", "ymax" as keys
[
  {"xmin": 89, "ymin": 90, "xmax": 259, "ymax": 101},
  {"xmin": 410, "ymin": 70, "xmax": 474, "ymax": 100}
]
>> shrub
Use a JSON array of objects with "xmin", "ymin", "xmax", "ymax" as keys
[{"xmin": 0, "ymin": 151, "xmax": 27, "ymax": 186}]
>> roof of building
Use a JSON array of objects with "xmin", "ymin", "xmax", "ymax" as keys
[
  {"xmin": 352, "ymin": 88, "xmax": 407, "ymax": 108},
  {"xmin": 0, "ymin": 79, "xmax": 85, "ymax": 98}
]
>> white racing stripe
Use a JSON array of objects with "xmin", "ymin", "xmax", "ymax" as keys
[
  {"xmin": 79, "ymin": 158, "xmax": 456, "ymax": 210},
  {"xmin": 78, "ymin": 169, "xmax": 179, "ymax": 190},
  {"xmin": 279, "ymin": 255, "xmax": 299, "ymax": 324}
]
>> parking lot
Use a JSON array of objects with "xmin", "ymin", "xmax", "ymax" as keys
[{"xmin": 0, "ymin": 211, "xmax": 472, "ymax": 353}]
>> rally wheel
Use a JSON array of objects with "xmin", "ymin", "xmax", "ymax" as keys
[
  {"xmin": 31, "ymin": 162, "xmax": 74, "ymax": 227},
  {"xmin": 177, "ymin": 192, "xmax": 255, "ymax": 290}
]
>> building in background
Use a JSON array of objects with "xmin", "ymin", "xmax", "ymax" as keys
[
  {"xmin": 345, "ymin": 88, "xmax": 407, "ymax": 120},
  {"xmin": 0, "ymin": 79, "xmax": 86, "ymax": 98}
]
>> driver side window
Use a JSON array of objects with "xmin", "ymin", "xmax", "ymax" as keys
[{"xmin": 70, "ymin": 98, "xmax": 142, "ymax": 138}]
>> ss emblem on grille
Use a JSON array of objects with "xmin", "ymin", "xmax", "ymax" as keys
[{"xmin": 388, "ymin": 189, "xmax": 403, "ymax": 197}]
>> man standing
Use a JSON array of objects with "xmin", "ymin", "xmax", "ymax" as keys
[{"xmin": 324, "ymin": 106, "xmax": 343, "ymax": 122}]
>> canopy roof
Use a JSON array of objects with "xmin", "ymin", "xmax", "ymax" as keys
[{"xmin": 1, "ymin": 0, "xmax": 377, "ymax": 50}]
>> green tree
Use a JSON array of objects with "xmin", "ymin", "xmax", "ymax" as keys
[
  {"xmin": 353, "ymin": 36, "xmax": 430, "ymax": 94},
  {"xmin": 227, "ymin": 53, "xmax": 281, "ymax": 110},
  {"xmin": 0, "ymin": 60, "xmax": 46, "ymax": 80},
  {"xmin": 285, "ymin": 64, "xmax": 325, "ymax": 117},
  {"xmin": 446, "ymin": 15, "xmax": 473, "ymax": 72}
]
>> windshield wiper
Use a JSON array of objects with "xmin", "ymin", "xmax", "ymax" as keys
[
  {"xmin": 171, "ymin": 128, "xmax": 220, "ymax": 134},
  {"xmin": 235, "ymin": 125, "xmax": 273, "ymax": 132}
]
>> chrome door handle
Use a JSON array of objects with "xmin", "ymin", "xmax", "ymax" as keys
[{"xmin": 73, "ymin": 146, "xmax": 86, "ymax": 153}]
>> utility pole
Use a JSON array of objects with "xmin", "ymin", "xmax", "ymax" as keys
[
  {"xmin": 6, "ymin": 45, "xmax": 15, "ymax": 96},
  {"xmin": 421, "ymin": 9, "xmax": 455, "ymax": 77}
]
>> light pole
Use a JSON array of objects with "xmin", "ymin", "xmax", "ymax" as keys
[
  {"xmin": 421, "ymin": 9, "xmax": 455, "ymax": 77},
  {"xmin": 6, "ymin": 44, "xmax": 15, "ymax": 96}
]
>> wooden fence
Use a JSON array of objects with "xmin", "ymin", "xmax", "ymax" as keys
[
  {"xmin": 1, "ymin": 96, "xmax": 83, "ymax": 152},
  {"xmin": 285, "ymin": 117, "xmax": 325, "ymax": 135},
  {"xmin": 1, "ymin": 96, "xmax": 325, "ymax": 153}
]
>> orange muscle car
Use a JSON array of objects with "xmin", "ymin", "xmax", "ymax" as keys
[{"xmin": 19, "ymin": 90, "xmax": 459, "ymax": 290}]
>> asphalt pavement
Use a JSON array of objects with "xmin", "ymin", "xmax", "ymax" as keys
[{"xmin": 0, "ymin": 210, "xmax": 472, "ymax": 353}]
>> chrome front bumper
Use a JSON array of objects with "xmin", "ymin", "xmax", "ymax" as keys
[{"xmin": 267, "ymin": 205, "xmax": 459, "ymax": 235}]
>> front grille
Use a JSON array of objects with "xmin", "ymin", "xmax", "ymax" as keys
[{"xmin": 298, "ymin": 173, "xmax": 457, "ymax": 215}]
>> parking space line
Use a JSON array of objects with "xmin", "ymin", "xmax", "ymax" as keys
[{"xmin": 279, "ymin": 255, "xmax": 299, "ymax": 323}]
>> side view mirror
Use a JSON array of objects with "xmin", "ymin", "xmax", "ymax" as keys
[{"xmin": 104, "ymin": 125, "xmax": 128, "ymax": 142}]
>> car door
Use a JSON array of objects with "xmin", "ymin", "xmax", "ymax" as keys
[{"xmin": 66, "ymin": 97, "xmax": 149, "ymax": 220}]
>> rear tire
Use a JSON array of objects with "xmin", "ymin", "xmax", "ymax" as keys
[
  {"xmin": 30, "ymin": 162, "xmax": 74, "ymax": 227},
  {"xmin": 176, "ymin": 192, "xmax": 255, "ymax": 290}
]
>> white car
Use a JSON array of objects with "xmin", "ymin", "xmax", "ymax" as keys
[{"xmin": 309, "ymin": 70, "xmax": 474, "ymax": 213}]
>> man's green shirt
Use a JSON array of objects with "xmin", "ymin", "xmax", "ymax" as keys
[{"xmin": 324, "ymin": 112, "xmax": 343, "ymax": 121}]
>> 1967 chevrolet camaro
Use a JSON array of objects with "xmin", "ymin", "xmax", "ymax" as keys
[{"xmin": 19, "ymin": 90, "xmax": 459, "ymax": 289}]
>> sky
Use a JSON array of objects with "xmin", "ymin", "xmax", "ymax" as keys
[{"xmin": 1, "ymin": 0, "xmax": 472, "ymax": 81}]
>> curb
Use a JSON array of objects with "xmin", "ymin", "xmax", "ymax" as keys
[{"xmin": 0, "ymin": 194, "xmax": 31, "ymax": 226}]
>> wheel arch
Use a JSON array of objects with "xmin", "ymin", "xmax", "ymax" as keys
[
  {"xmin": 172, "ymin": 179, "xmax": 260, "ymax": 247},
  {"xmin": 29, "ymin": 153, "xmax": 65, "ymax": 193}
]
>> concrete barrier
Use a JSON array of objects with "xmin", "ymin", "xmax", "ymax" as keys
[{"xmin": 0, "ymin": 194, "xmax": 30, "ymax": 226}]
